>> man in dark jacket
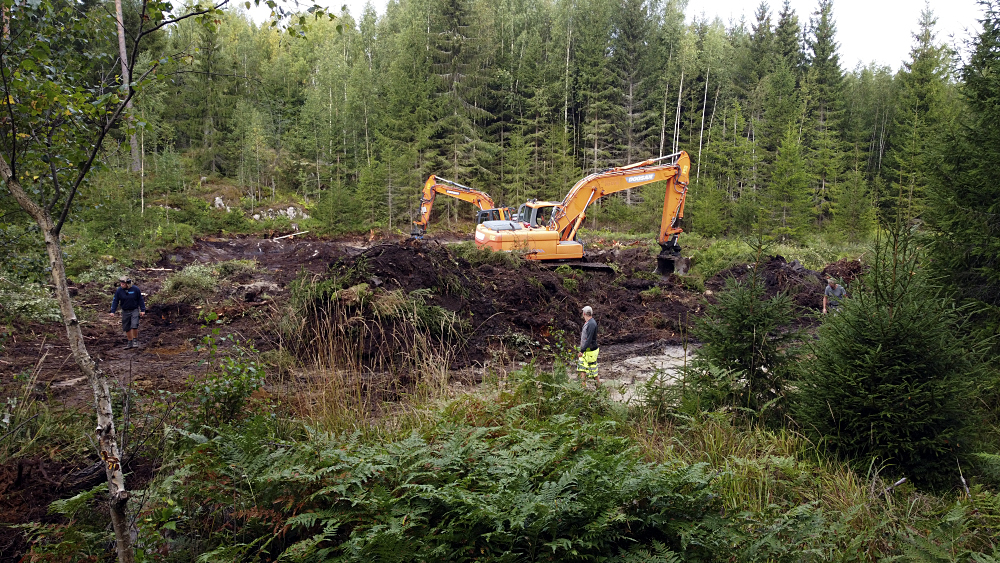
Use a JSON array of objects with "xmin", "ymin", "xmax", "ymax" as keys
[
  {"xmin": 577, "ymin": 305, "xmax": 600, "ymax": 385},
  {"xmin": 109, "ymin": 276, "xmax": 146, "ymax": 349}
]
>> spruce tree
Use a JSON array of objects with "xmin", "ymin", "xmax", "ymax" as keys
[
  {"xmin": 830, "ymin": 163, "xmax": 874, "ymax": 242},
  {"xmin": 766, "ymin": 126, "xmax": 811, "ymax": 241},
  {"xmin": 803, "ymin": 0, "xmax": 844, "ymax": 227},
  {"xmin": 794, "ymin": 227, "xmax": 986, "ymax": 489},
  {"xmin": 925, "ymin": 2, "xmax": 1000, "ymax": 318},
  {"xmin": 886, "ymin": 7, "xmax": 954, "ymax": 222},
  {"xmin": 774, "ymin": 0, "xmax": 804, "ymax": 74},
  {"xmin": 690, "ymin": 241, "xmax": 799, "ymax": 425},
  {"xmin": 427, "ymin": 0, "xmax": 494, "ymax": 187}
]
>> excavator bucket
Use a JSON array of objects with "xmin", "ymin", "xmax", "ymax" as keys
[
  {"xmin": 655, "ymin": 254, "xmax": 683, "ymax": 276},
  {"xmin": 654, "ymin": 242, "xmax": 687, "ymax": 276}
]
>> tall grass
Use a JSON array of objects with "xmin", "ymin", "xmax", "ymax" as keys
[{"xmin": 272, "ymin": 274, "xmax": 465, "ymax": 433}]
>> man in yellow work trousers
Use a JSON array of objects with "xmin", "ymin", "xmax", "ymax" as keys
[{"xmin": 577, "ymin": 305, "xmax": 600, "ymax": 386}]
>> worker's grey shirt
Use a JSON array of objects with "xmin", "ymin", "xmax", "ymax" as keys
[
  {"xmin": 580, "ymin": 317, "xmax": 598, "ymax": 352},
  {"xmin": 825, "ymin": 284, "xmax": 846, "ymax": 307}
]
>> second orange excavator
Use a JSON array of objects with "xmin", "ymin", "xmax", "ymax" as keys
[
  {"xmin": 411, "ymin": 175, "xmax": 512, "ymax": 237},
  {"xmin": 474, "ymin": 151, "xmax": 691, "ymax": 274}
]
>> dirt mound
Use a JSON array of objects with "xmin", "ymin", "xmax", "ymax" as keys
[
  {"xmin": 823, "ymin": 257, "xmax": 867, "ymax": 285},
  {"xmin": 326, "ymin": 242, "xmax": 703, "ymax": 366},
  {"xmin": 707, "ymin": 255, "xmax": 826, "ymax": 311}
]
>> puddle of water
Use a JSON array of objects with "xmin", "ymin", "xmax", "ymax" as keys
[{"xmin": 599, "ymin": 344, "xmax": 696, "ymax": 403}]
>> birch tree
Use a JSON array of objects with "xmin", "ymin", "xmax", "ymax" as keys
[{"xmin": 0, "ymin": 2, "xmax": 329, "ymax": 561}]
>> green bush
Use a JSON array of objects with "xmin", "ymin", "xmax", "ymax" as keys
[
  {"xmin": 154, "ymin": 402, "xmax": 723, "ymax": 561},
  {"xmin": 72, "ymin": 263, "xmax": 129, "ymax": 285},
  {"xmin": 794, "ymin": 228, "xmax": 989, "ymax": 489},
  {"xmin": 0, "ymin": 277, "xmax": 61, "ymax": 323},
  {"xmin": 216, "ymin": 259, "xmax": 259, "ymax": 279},
  {"xmin": 449, "ymin": 240, "xmax": 524, "ymax": 269},
  {"xmin": 190, "ymin": 324, "xmax": 265, "ymax": 427},
  {"xmin": 158, "ymin": 264, "xmax": 217, "ymax": 304},
  {"xmin": 688, "ymin": 237, "xmax": 753, "ymax": 279},
  {"xmin": 151, "ymin": 221, "xmax": 196, "ymax": 249}
]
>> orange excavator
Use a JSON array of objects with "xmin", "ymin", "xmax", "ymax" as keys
[
  {"xmin": 411, "ymin": 175, "xmax": 512, "ymax": 238},
  {"xmin": 474, "ymin": 151, "xmax": 691, "ymax": 274}
]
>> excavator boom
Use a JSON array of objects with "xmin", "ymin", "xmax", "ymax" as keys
[{"xmin": 412, "ymin": 176, "xmax": 511, "ymax": 237}]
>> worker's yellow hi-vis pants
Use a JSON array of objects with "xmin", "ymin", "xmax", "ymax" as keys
[{"xmin": 577, "ymin": 349, "xmax": 600, "ymax": 379}]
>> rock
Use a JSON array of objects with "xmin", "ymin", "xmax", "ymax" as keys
[{"xmin": 241, "ymin": 281, "xmax": 281, "ymax": 302}]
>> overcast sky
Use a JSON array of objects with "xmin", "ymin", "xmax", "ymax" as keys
[{"xmin": 249, "ymin": 0, "xmax": 985, "ymax": 72}]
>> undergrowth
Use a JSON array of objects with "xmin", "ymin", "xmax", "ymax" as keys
[
  {"xmin": 156, "ymin": 264, "xmax": 218, "ymax": 304},
  {"xmin": 0, "ymin": 275, "xmax": 62, "ymax": 323},
  {"xmin": 19, "ymin": 364, "xmax": 996, "ymax": 562}
]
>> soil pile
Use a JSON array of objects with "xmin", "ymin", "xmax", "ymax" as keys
[
  {"xmin": 707, "ymin": 255, "xmax": 827, "ymax": 310},
  {"xmin": 823, "ymin": 257, "xmax": 867, "ymax": 285},
  {"xmin": 329, "ymin": 242, "xmax": 704, "ymax": 366}
]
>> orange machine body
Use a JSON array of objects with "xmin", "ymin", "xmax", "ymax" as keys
[{"xmin": 474, "ymin": 151, "xmax": 691, "ymax": 261}]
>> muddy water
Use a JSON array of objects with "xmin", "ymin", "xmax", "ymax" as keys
[{"xmin": 599, "ymin": 343, "xmax": 697, "ymax": 403}]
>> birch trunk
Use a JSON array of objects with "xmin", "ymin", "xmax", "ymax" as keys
[
  {"xmin": 696, "ymin": 67, "xmax": 709, "ymax": 182},
  {"xmin": 0, "ymin": 156, "xmax": 134, "ymax": 563},
  {"xmin": 114, "ymin": 0, "xmax": 140, "ymax": 172},
  {"xmin": 659, "ymin": 80, "xmax": 670, "ymax": 156},
  {"xmin": 672, "ymin": 71, "xmax": 684, "ymax": 155}
]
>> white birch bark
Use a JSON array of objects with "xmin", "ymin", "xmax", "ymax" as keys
[{"xmin": 0, "ymin": 155, "xmax": 134, "ymax": 563}]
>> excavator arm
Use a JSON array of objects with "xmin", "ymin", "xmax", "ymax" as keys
[
  {"xmin": 412, "ymin": 176, "xmax": 498, "ymax": 237},
  {"xmin": 551, "ymin": 151, "xmax": 690, "ymax": 246}
]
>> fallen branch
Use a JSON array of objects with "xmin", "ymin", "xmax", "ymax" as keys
[{"xmin": 272, "ymin": 230, "xmax": 309, "ymax": 241}]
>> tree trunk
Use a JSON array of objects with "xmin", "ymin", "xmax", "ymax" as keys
[
  {"xmin": 114, "ymin": 0, "xmax": 141, "ymax": 172},
  {"xmin": 0, "ymin": 157, "xmax": 135, "ymax": 563},
  {"xmin": 697, "ymin": 67, "xmax": 710, "ymax": 182},
  {"xmin": 673, "ymin": 71, "xmax": 684, "ymax": 155}
]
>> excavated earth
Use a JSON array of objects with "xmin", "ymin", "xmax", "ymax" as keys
[{"xmin": 0, "ymin": 233, "xmax": 848, "ymax": 559}]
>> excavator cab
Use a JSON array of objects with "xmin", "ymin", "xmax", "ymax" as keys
[
  {"xmin": 517, "ymin": 202, "xmax": 559, "ymax": 228},
  {"xmin": 476, "ymin": 208, "xmax": 510, "ymax": 223}
]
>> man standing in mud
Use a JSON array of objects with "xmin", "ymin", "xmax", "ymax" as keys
[
  {"xmin": 823, "ymin": 277, "xmax": 847, "ymax": 315},
  {"xmin": 109, "ymin": 276, "xmax": 146, "ymax": 349},
  {"xmin": 577, "ymin": 305, "xmax": 600, "ymax": 386}
]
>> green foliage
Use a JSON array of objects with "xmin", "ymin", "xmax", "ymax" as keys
[
  {"xmin": 190, "ymin": 318, "xmax": 265, "ymax": 427},
  {"xmin": 449, "ymin": 241, "xmax": 524, "ymax": 269},
  {"xmin": 562, "ymin": 276, "xmax": 579, "ymax": 292},
  {"xmin": 794, "ymin": 228, "xmax": 989, "ymax": 489},
  {"xmin": 925, "ymin": 2, "xmax": 1000, "ymax": 333},
  {"xmin": 158, "ymin": 264, "xmax": 218, "ymax": 304},
  {"xmin": 216, "ymin": 259, "xmax": 260, "ymax": 279},
  {"xmin": 0, "ymin": 276, "xmax": 62, "ymax": 323},
  {"xmin": 71, "ymin": 263, "xmax": 129, "ymax": 285},
  {"xmin": 686, "ymin": 237, "xmax": 754, "ymax": 279},
  {"xmin": 765, "ymin": 127, "xmax": 812, "ymax": 242},
  {"xmin": 688, "ymin": 241, "xmax": 800, "ymax": 424},
  {"xmin": 17, "ymin": 486, "xmax": 112, "ymax": 562},
  {"xmin": 151, "ymin": 376, "xmax": 724, "ymax": 561},
  {"xmin": 684, "ymin": 177, "xmax": 728, "ymax": 238}
]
